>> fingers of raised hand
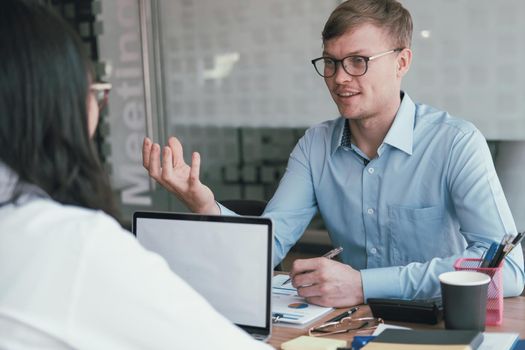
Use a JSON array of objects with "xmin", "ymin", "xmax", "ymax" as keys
[
  {"xmin": 161, "ymin": 146, "xmax": 175, "ymax": 180},
  {"xmin": 189, "ymin": 152, "xmax": 201, "ymax": 186},
  {"xmin": 142, "ymin": 137, "xmax": 152, "ymax": 168},
  {"xmin": 147, "ymin": 143, "xmax": 162, "ymax": 180},
  {"xmin": 168, "ymin": 136, "xmax": 184, "ymax": 166}
]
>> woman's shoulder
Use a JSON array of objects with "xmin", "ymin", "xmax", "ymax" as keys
[
  {"xmin": 2, "ymin": 198, "xmax": 125, "ymax": 243},
  {"xmin": 34, "ymin": 198, "xmax": 119, "ymax": 224}
]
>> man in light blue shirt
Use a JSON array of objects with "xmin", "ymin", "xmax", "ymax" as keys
[{"xmin": 142, "ymin": 0, "xmax": 524, "ymax": 307}]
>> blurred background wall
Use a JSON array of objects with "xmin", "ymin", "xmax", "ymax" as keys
[{"xmin": 47, "ymin": 1, "xmax": 525, "ymax": 246}]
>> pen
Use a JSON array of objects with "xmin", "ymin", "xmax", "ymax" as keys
[
  {"xmin": 478, "ymin": 248, "xmax": 488, "ymax": 268},
  {"xmin": 272, "ymin": 313, "xmax": 283, "ymax": 323},
  {"xmin": 499, "ymin": 231, "xmax": 525, "ymax": 262},
  {"xmin": 490, "ymin": 234, "xmax": 515, "ymax": 267},
  {"xmin": 512, "ymin": 231, "xmax": 524, "ymax": 246},
  {"xmin": 489, "ymin": 243, "xmax": 506, "ymax": 268},
  {"xmin": 325, "ymin": 306, "xmax": 359, "ymax": 323},
  {"xmin": 281, "ymin": 246, "xmax": 344, "ymax": 286},
  {"xmin": 480, "ymin": 242, "xmax": 499, "ymax": 268}
]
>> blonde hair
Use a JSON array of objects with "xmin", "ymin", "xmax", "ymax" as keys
[{"xmin": 322, "ymin": 0, "xmax": 413, "ymax": 48}]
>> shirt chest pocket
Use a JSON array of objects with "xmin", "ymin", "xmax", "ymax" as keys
[{"xmin": 387, "ymin": 205, "xmax": 445, "ymax": 266}]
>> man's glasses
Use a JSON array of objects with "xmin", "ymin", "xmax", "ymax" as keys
[
  {"xmin": 308, "ymin": 316, "xmax": 384, "ymax": 337},
  {"xmin": 90, "ymin": 82, "xmax": 112, "ymax": 111},
  {"xmin": 311, "ymin": 48, "xmax": 403, "ymax": 78}
]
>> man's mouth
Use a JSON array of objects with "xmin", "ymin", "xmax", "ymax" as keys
[{"xmin": 336, "ymin": 91, "xmax": 360, "ymax": 98}]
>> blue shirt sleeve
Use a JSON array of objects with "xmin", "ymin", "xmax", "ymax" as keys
[
  {"xmin": 216, "ymin": 130, "xmax": 318, "ymax": 268},
  {"xmin": 263, "ymin": 131, "xmax": 318, "ymax": 267}
]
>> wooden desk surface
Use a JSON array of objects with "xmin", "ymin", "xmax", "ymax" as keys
[{"xmin": 268, "ymin": 296, "xmax": 525, "ymax": 349}]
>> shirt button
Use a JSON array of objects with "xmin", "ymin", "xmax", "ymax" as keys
[
  {"xmin": 367, "ymin": 208, "xmax": 374, "ymax": 215},
  {"xmin": 368, "ymin": 167, "xmax": 374, "ymax": 174},
  {"xmin": 370, "ymin": 247, "xmax": 377, "ymax": 254}
]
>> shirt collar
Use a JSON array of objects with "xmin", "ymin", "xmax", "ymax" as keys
[
  {"xmin": 341, "ymin": 118, "xmax": 351, "ymax": 148},
  {"xmin": 382, "ymin": 92, "xmax": 415, "ymax": 156},
  {"xmin": 331, "ymin": 92, "xmax": 416, "ymax": 156},
  {"xmin": 331, "ymin": 117, "xmax": 348, "ymax": 155}
]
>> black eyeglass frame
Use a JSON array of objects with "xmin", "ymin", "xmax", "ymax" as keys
[
  {"xmin": 311, "ymin": 48, "xmax": 404, "ymax": 78},
  {"xmin": 308, "ymin": 316, "xmax": 384, "ymax": 337}
]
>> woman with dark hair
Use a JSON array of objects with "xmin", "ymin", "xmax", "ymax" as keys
[
  {"xmin": 0, "ymin": 1, "xmax": 271, "ymax": 348},
  {"xmin": 0, "ymin": 3, "xmax": 117, "ymax": 216}
]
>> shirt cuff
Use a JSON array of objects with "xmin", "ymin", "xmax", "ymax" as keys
[
  {"xmin": 216, "ymin": 202, "xmax": 237, "ymax": 216},
  {"xmin": 360, "ymin": 266, "xmax": 403, "ymax": 301}
]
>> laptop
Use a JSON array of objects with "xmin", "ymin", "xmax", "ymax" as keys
[{"xmin": 132, "ymin": 211, "xmax": 273, "ymax": 341}]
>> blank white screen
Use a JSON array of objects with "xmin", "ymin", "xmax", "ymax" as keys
[{"xmin": 136, "ymin": 217, "xmax": 269, "ymax": 328}]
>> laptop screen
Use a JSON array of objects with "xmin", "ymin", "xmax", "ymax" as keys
[{"xmin": 132, "ymin": 212, "xmax": 272, "ymax": 337}]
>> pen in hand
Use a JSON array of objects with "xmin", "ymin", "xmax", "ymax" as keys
[{"xmin": 281, "ymin": 246, "xmax": 344, "ymax": 286}]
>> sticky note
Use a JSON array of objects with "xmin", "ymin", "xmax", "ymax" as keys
[{"xmin": 281, "ymin": 335, "xmax": 347, "ymax": 350}]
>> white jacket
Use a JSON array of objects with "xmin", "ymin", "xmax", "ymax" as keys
[{"xmin": 0, "ymin": 165, "xmax": 271, "ymax": 349}]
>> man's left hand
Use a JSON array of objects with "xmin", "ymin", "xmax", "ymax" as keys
[{"xmin": 290, "ymin": 257, "xmax": 364, "ymax": 307}]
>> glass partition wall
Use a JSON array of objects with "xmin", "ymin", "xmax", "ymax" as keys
[
  {"xmin": 99, "ymin": 0, "xmax": 338, "ymax": 224},
  {"xmin": 98, "ymin": 0, "xmax": 525, "ymax": 233}
]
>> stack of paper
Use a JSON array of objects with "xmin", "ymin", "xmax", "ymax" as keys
[{"xmin": 272, "ymin": 274, "xmax": 333, "ymax": 325}]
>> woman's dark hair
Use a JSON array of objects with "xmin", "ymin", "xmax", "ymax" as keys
[{"xmin": 0, "ymin": 0, "xmax": 118, "ymax": 218}]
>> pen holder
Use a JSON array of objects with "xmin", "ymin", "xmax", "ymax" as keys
[{"xmin": 453, "ymin": 258, "xmax": 503, "ymax": 326}]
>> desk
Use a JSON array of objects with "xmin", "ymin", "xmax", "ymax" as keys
[{"xmin": 268, "ymin": 296, "xmax": 525, "ymax": 349}]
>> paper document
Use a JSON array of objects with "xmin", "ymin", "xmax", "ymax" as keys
[
  {"xmin": 272, "ymin": 274, "xmax": 333, "ymax": 325},
  {"xmin": 478, "ymin": 332, "xmax": 519, "ymax": 350}
]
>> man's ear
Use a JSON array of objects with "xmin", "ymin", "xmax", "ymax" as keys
[{"xmin": 396, "ymin": 48, "xmax": 412, "ymax": 78}]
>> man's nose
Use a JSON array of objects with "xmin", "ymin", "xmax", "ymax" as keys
[{"xmin": 332, "ymin": 61, "xmax": 354, "ymax": 83}]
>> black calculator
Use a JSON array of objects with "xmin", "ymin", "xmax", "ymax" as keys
[{"xmin": 367, "ymin": 297, "xmax": 443, "ymax": 325}]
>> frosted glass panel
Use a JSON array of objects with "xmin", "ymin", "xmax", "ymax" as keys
[
  {"xmin": 401, "ymin": 0, "xmax": 525, "ymax": 140},
  {"xmin": 158, "ymin": 0, "xmax": 339, "ymax": 127}
]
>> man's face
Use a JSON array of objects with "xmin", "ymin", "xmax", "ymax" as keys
[{"xmin": 322, "ymin": 23, "xmax": 406, "ymax": 122}]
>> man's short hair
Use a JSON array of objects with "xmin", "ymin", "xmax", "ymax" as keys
[{"xmin": 322, "ymin": 0, "xmax": 413, "ymax": 49}]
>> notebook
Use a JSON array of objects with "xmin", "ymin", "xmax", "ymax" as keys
[
  {"xmin": 364, "ymin": 329, "xmax": 483, "ymax": 350},
  {"xmin": 373, "ymin": 324, "xmax": 519, "ymax": 350},
  {"xmin": 132, "ymin": 211, "xmax": 273, "ymax": 341},
  {"xmin": 281, "ymin": 335, "xmax": 346, "ymax": 350}
]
